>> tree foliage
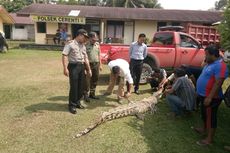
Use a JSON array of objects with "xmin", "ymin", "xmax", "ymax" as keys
[
  {"xmin": 57, "ymin": 0, "xmax": 162, "ymax": 8},
  {"xmin": 215, "ymin": 0, "xmax": 228, "ymax": 10},
  {"xmin": 218, "ymin": 0, "xmax": 230, "ymax": 50},
  {"xmin": 0, "ymin": 0, "xmax": 33, "ymax": 13}
]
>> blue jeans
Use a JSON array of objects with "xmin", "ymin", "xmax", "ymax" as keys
[{"xmin": 166, "ymin": 94, "xmax": 185, "ymax": 115}]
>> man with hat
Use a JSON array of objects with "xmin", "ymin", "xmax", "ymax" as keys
[
  {"xmin": 62, "ymin": 29, "xmax": 91, "ymax": 114},
  {"xmin": 84, "ymin": 32, "xmax": 102, "ymax": 102}
]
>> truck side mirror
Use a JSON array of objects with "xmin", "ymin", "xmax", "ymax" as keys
[{"xmin": 198, "ymin": 43, "xmax": 202, "ymax": 49}]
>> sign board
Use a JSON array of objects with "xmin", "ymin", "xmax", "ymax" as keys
[{"xmin": 31, "ymin": 15, "xmax": 86, "ymax": 24}]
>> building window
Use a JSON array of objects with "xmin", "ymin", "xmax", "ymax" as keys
[
  {"xmin": 85, "ymin": 19, "xmax": 100, "ymax": 36},
  {"xmin": 157, "ymin": 22, "xmax": 167, "ymax": 31},
  {"xmin": 37, "ymin": 22, "xmax": 46, "ymax": 33},
  {"xmin": 15, "ymin": 25, "xmax": 25, "ymax": 29},
  {"xmin": 107, "ymin": 21, "xmax": 124, "ymax": 39},
  {"xmin": 171, "ymin": 22, "xmax": 181, "ymax": 26}
]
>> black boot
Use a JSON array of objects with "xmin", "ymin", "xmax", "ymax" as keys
[
  {"xmin": 69, "ymin": 106, "xmax": 77, "ymax": 114},
  {"xmin": 84, "ymin": 94, "xmax": 90, "ymax": 102},
  {"xmin": 89, "ymin": 92, "xmax": 99, "ymax": 99}
]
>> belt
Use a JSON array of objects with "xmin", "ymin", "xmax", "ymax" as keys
[
  {"xmin": 69, "ymin": 62, "xmax": 84, "ymax": 65},
  {"xmin": 131, "ymin": 59, "xmax": 144, "ymax": 62}
]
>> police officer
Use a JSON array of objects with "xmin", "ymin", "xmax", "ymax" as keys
[
  {"xmin": 62, "ymin": 29, "xmax": 91, "ymax": 114},
  {"xmin": 84, "ymin": 32, "xmax": 102, "ymax": 102}
]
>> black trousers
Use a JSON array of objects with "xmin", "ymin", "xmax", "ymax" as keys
[
  {"xmin": 130, "ymin": 59, "xmax": 143, "ymax": 91},
  {"xmin": 53, "ymin": 37, "xmax": 60, "ymax": 44},
  {"xmin": 197, "ymin": 95, "xmax": 221, "ymax": 129},
  {"xmin": 68, "ymin": 63, "xmax": 85, "ymax": 107},
  {"xmin": 149, "ymin": 79, "xmax": 159, "ymax": 88}
]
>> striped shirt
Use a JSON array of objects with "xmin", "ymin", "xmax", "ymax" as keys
[
  {"xmin": 172, "ymin": 76, "xmax": 196, "ymax": 111},
  {"xmin": 129, "ymin": 41, "xmax": 147, "ymax": 60}
]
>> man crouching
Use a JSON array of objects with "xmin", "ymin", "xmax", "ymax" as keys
[{"xmin": 104, "ymin": 59, "xmax": 133, "ymax": 103}]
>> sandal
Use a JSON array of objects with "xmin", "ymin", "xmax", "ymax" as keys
[
  {"xmin": 191, "ymin": 126, "xmax": 205, "ymax": 135},
  {"xmin": 224, "ymin": 146, "xmax": 230, "ymax": 151},
  {"xmin": 196, "ymin": 140, "xmax": 212, "ymax": 146}
]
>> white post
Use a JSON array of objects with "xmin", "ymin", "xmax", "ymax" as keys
[{"xmin": 100, "ymin": 20, "xmax": 105, "ymax": 43}]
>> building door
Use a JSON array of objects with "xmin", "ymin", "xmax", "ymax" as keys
[
  {"xmin": 71, "ymin": 24, "xmax": 85, "ymax": 39},
  {"xmin": 3, "ymin": 24, "xmax": 11, "ymax": 39}
]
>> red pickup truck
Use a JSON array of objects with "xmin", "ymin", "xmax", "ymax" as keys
[{"xmin": 101, "ymin": 30, "xmax": 208, "ymax": 83}]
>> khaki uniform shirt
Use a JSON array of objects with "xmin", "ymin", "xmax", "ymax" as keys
[
  {"xmin": 62, "ymin": 40, "xmax": 87, "ymax": 63},
  {"xmin": 86, "ymin": 42, "xmax": 100, "ymax": 63}
]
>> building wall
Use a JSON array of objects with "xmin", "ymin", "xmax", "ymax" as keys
[
  {"xmin": 12, "ymin": 24, "xmax": 35, "ymax": 40},
  {"xmin": 134, "ymin": 20, "xmax": 157, "ymax": 43},
  {"xmin": 124, "ymin": 21, "xmax": 134, "ymax": 44},
  {"xmin": 47, "ymin": 22, "xmax": 58, "ymax": 34},
  {"xmin": 12, "ymin": 25, "xmax": 28, "ymax": 40},
  {"xmin": 34, "ymin": 22, "xmax": 72, "ymax": 44}
]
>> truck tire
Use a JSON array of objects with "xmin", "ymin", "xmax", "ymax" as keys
[
  {"xmin": 140, "ymin": 57, "xmax": 159, "ymax": 85},
  {"xmin": 140, "ymin": 63, "xmax": 152, "ymax": 84}
]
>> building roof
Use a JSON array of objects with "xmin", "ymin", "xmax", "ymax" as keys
[
  {"xmin": 17, "ymin": 4, "xmax": 222, "ymax": 24},
  {"xmin": 0, "ymin": 5, "xmax": 14, "ymax": 24},
  {"xmin": 10, "ymin": 13, "xmax": 33, "ymax": 25}
]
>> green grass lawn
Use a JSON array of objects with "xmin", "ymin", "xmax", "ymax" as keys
[{"xmin": 0, "ymin": 49, "xmax": 230, "ymax": 153}]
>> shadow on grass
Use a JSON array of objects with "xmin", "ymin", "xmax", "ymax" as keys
[
  {"xmin": 98, "ymin": 73, "xmax": 110, "ymax": 85},
  {"xmin": 46, "ymin": 94, "xmax": 118, "ymax": 110},
  {"xmin": 83, "ymin": 94, "xmax": 119, "ymax": 109},
  {"xmin": 25, "ymin": 102, "xmax": 68, "ymax": 112},
  {"xmin": 47, "ymin": 96, "xmax": 68, "ymax": 101},
  {"xmin": 126, "ymin": 101, "xmax": 230, "ymax": 153}
]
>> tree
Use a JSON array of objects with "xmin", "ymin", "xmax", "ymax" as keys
[
  {"xmin": 215, "ymin": 0, "xmax": 228, "ymax": 10},
  {"xmin": 0, "ymin": 0, "xmax": 33, "ymax": 13},
  {"xmin": 0, "ymin": 0, "xmax": 54, "ymax": 12},
  {"xmin": 57, "ymin": 0, "xmax": 101, "ymax": 5},
  {"xmin": 102, "ymin": 0, "xmax": 162, "ymax": 8},
  {"xmin": 218, "ymin": 0, "xmax": 230, "ymax": 50},
  {"xmin": 57, "ymin": 0, "xmax": 162, "ymax": 8},
  {"xmin": 139, "ymin": 0, "xmax": 162, "ymax": 8}
]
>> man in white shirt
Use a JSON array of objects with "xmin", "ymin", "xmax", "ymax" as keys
[{"xmin": 104, "ymin": 59, "xmax": 133, "ymax": 103}]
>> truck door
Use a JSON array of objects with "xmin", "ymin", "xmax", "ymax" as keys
[
  {"xmin": 151, "ymin": 32, "xmax": 176, "ymax": 67},
  {"xmin": 178, "ymin": 34, "xmax": 202, "ymax": 66}
]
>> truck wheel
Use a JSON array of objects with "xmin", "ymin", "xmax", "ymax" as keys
[{"xmin": 140, "ymin": 63, "xmax": 152, "ymax": 85}]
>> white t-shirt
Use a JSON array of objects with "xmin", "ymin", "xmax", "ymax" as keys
[{"xmin": 108, "ymin": 59, "xmax": 133, "ymax": 84}]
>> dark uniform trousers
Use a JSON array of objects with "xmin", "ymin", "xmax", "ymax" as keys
[
  {"xmin": 68, "ymin": 63, "xmax": 85, "ymax": 107},
  {"xmin": 130, "ymin": 59, "xmax": 143, "ymax": 91},
  {"xmin": 85, "ymin": 62, "xmax": 100, "ymax": 96}
]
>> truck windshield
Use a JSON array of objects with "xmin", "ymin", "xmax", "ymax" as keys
[{"xmin": 152, "ymin": 33, "xmax": 173, "ymax": 46}]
